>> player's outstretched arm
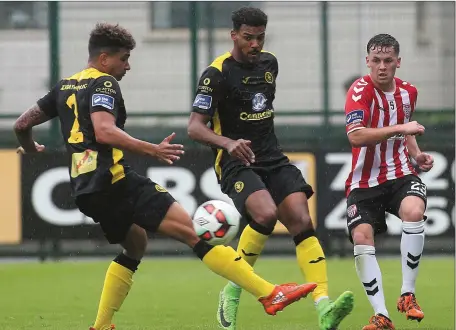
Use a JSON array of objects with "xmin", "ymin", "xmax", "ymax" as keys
[
  {"xmin": 91, "ymin": 111, "xmax": 184, "ymax": 165},
  {"xmin": 347, "ymin": 121, "xmax": 425, "ymax": 148},
  {"xmin": 14, "ymin": 104, "xmax": 51, "ymax": 153}
]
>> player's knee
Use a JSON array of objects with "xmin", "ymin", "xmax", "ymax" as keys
[
  {"xmin": 122, "ymin": 224, "xmax": 148, "ymax": 260},
  {"xmin": 401, "ymin": 208, "xmax": 425, "ymax": 222},
  {"xmin": 351, "ymin": 225, "xmax": 374, "ymax": 245},
  {"xmin": 251, "ymin": 206, "xmax": 278, "ymax": 227}
]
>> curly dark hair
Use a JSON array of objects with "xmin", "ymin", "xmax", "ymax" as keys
[
  {"xmin": 367, "ymin": 33, "xmax": 400, "ymax": 55},
  {"xmin": 231, "ymin": 7, "xmax": 268, "ymax": 31},
  {"xmin": 88, "ymin": 23, "xmax": 136, "ymax": 58}
]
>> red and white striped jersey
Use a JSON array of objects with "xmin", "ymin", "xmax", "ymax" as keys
[{"xmin": 345, "ymin": 74, "xmax": 418, "ymax": 196}]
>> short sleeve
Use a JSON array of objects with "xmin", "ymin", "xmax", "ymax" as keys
[
  {"xmin": 37, "ymin": 84, "xmax": 59, "ymax": 118},
  {"xmin": 191, "ymin": 67, "xmax": 223, "ymax": 117},
  {"xmin": 345, "ymin": 79, "xmax": 372, "ymax": 135},
  {"xmin": 89, "ymin": 76, "xmax": 122, "ymax": 118}
]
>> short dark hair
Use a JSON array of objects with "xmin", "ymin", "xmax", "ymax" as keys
[
  {"xmin": 231, "ymin": 7, "xmax": 268, "ymax": 31},
  {"xmin": 367, "ymin": 34, "xmax": 400, "ymax": 55},
  {"xmin": 88, "ymin": 23, "xmax": 136, "ymax": 58}
]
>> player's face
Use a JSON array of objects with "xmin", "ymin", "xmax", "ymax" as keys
[
  {"xmin": 102, "ymin": 49, "xmax": 131, "ymax": 81},
  {"xmin": 231, "ymin": 25, "xmax": 266, "ymax": 63},
  {"xmin": 366, "ymin": 46, "xmax": 401, "ymax": 86}
]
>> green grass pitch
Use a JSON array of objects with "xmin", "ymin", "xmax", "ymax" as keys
[{"xmin": 0, "ymin": 257, "xmax": 453, "ymax": 329}]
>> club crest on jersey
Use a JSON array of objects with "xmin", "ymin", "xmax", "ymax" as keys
[
  {"xmin": 346, "ymin": 110, "xmax": 364, "ymax": 126},
  {"xmin": 347, "ymin": 204, "xmax": 358, "ymax": 218},
  {"xmin": 252, "ymin": 93, "xmax": 267, "ymax": 112},
  {"xmin": 403, "ymin": 103, "xmax": 411, "ymax": 118}
]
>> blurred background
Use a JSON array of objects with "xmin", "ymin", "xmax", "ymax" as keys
[
  {"xmin": 0, "ymin": 2, "xmax": 454, "ymax": 329},
  {"xmin": 0, "ymin": 1, "xmax": 454, "ymax": 259}
]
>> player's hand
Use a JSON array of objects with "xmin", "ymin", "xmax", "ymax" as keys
[
  {"xmin": 400, "ymin": 121, "xmax": 425, "ymax": 136},
  {"xmin": 16, "ymin": 141, "xmax": 45, "ymax": 154},
  {"xmin": 415, "ymin": 152, "xmax": 434, "ymax": 172},
  {"xmin": 226, "ymin": 139, "xmax": 255, "ymax": 166},
  {"xmin": 152, "ymin": 132, "xmax": 185, "ymax": 165}
]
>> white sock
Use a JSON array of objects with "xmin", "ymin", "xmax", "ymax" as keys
[
  {"xmin": 401, "ymin": 220, "xmax": 425, "ymax": 295},
  {"xmin": 354, "ymin": 245, "xmax": 389, "ymax": 317}
]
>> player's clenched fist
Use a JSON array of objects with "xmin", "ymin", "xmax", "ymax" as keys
[
  {"xmin": 226, "ymin": 139, "xmax": 255, "ymax": 166},
  {"xmin": 400, "ymin": 121, "xmax": 425, "ymax": 136}
]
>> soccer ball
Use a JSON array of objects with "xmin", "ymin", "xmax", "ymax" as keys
[{"xmin": 192, "ymin": 200, "xmax": 241, "ymax": 246}]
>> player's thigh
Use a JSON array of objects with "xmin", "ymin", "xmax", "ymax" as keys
[
  {"xmin": 265, "ymin": 163, "xmax": 314, "ymax": 206},
  {"xmin": 128, "ymin": 172, "xmax": 179, "ymax": 233},
  {"xmin": 221, "ymin": 168, "xmax": 275, "ymax": 225},
  {"xmin": 126, "ymin": 173, "xmax": 201, "ymax": 247},
  {"xmin": 346, "ymin": 188, "xmax": 386, "ymax": 245},
  {"xmin": 387, "ymin": 175, "xmax": 427, "ymax": 221},
  {"xmin": 156, "ymin": 201, "xmax": 201, "ymax": 248}
]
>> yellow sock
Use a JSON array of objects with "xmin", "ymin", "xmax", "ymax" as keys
[
  {"xmin": 202, "ymin": 245, "xmax": 275, "ymax": 298},
  {"xmin": 93, "ymin": 262, "xmax": 134, "ymax": 330},
  {"xmin": 296, "ymin": 236, "xmax": 329, "ymax": 302},
  {"xmin": 236, "ymin": 224, "xmax": 269, "ymax": 266}
]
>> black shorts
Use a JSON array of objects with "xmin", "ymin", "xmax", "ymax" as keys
[
  {"xmin": 221, "ymin": 162, "xmax": 314, "ymax": 221},
  {"xmin": 346, "ymin": 174, "xmax": 427, "ymax": 242},
  {"xmin": 75, "ymin": 171, "xmax": 176, "ymax": 244}
]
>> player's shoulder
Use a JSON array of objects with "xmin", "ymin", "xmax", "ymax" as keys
[
  {"xmin": 260, "ymin": 50, "xmax": 277, "ymax": 62},
  {"xmin": 346, "ymin": 75, "xmax": 375, "ymax": 100},
  {"xmin": 395, "ymin": 77, "xmax": 418, "ymax": 94},
  {"xmin": 64, "ymin": 68, "xmax": 120, "ymax": 89},
  {"xmin": 208, "ymin": 52, "xmax": 233, "ymax": 73}
]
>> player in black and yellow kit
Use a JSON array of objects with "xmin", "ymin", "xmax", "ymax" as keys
[
  {"xmin": 14, "ymin": 23, "xmax": 318, "ymax": 330},
  {"xmin": 188, "ymin": 7, "xmax": 355, "ymax": 330}
]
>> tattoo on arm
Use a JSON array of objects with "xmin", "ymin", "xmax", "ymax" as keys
[{"xmin": 14, "ymin": 104, "xmax": 52, "ymax": 131}]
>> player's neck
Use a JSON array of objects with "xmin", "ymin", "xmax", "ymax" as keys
[
  {"xmin": 372, "ymin": 79, "xmax": 396, "ymax": 93},
  {"xmin": 86, "ymin": 62, "xmax": 105, "ymax": 74},
  {"xmin": 371, "ymin": 76, "xmax": 396, "ymax": 93}
]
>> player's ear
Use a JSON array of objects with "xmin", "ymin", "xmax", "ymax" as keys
[
  {"xmin": 230, "ymin": 30, "xmax": 237, "ymax": 41},
  {"xmin": 397, "ymin": 57, "xmax": 401, "ymax": 68},
  {"xmin": 365, "ymin": 56, "xmax": 370, "ymax": 68},
  {"xmin": 99, "ymin": 52, "xmax": 110, "ymax": 67}
]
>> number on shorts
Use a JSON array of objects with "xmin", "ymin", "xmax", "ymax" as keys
[{"xmin": 410, "ymin": 181, "xmax": 427, "ymax": 196}]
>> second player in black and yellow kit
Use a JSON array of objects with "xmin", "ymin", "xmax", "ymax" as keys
[
  {"xmin": 14, "ymin": 22, "xmax": 317, "ymax": 330},
  {"xmin": 188, "ymin": 7, "xmax": 354, "ymax": 330}
]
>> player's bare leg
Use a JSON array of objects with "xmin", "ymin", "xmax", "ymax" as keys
[
  {"xmin": 396, "ymin": 196, "xmax": 426, "ymax": 322},
  {"xmin": 90, "ymin": 224, "xmax": 147, "ymax": 330},
  {"xmin": 158, "ymin": 202, "xmax": 317, "ymax": 316},
  {"xmin": 352, "ymin": 223, "xmax": 395, "ymax": 329},
  {"xmin": 279, "ymin": 192, "xmax": 354, "ymax": 330}
]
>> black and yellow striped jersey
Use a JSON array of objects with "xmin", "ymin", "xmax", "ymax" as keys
[
  {"xmin": 191, "ymin": 51, "xmax": 286, "ymax": 180},
  {"xmin": 37, "ymin": 67, "xmax": 129, "ymax": 196}
]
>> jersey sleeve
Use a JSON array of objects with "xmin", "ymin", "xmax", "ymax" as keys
[
  {"xmin": 410, "ymin": 86, "xmax": 418, "ymax": 118},
  {"xmin": 191, "ymin": 67, "xmax": 223, "ymax": 117},
  {"xmin": 89, "ymin": 76, "xmax": 122, "ymax": 118},
  {"xmin": 36, "ymin": 83, "xmax": 59, "ymax": 118},
  {"xmin": 345, "ymin": 81, "xmax": 372, "ymax": 135}
]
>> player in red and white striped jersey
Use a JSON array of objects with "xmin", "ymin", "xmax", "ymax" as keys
[{"xmin": 344, "ymin": 34, "xmax": 434, "ymax": 330}]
